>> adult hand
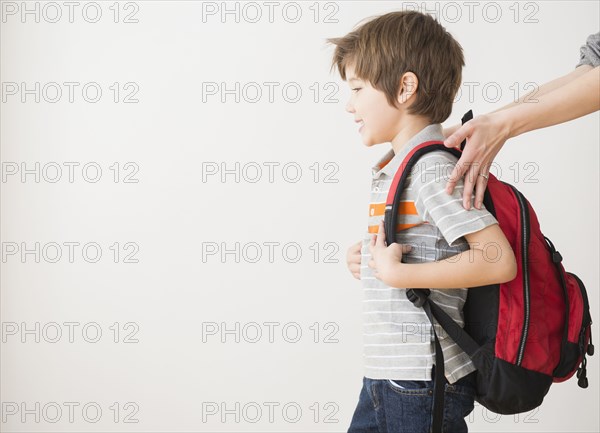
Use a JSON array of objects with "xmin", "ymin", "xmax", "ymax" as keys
[
  {"xmin": 442, "ymin": 123, "xmax": 461, "ymax": 142},
  {"xmin": 346, "ymin": 240, "xmax": 362, "ymax": 280},
  {"xmin": 443, "ymin": 112, "xmax": 509, "ymax": 210}
]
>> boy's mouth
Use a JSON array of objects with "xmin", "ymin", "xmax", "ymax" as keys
[{"xmin": 356, "ymin": 119, "xmax": 364, "ymax": 131}]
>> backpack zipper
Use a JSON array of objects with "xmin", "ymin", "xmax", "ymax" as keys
[
  {"xmin": 545, "ymin": 235, "xmax": 571, "ymax": 377},
  {"xmin": 567, "ymin": 271, "xmax": 594, "ymax": 387},
  {"xmin": 508, "ymin": 184, "xmax": 531, "ymax": 366},
  {"xmin": 567, "ymin": 272, "xmax": 592, "ymax": 331}
]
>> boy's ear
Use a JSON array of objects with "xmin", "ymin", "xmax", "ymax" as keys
[{"xmin": 398, "ymin": 72, "xmax": 419, "ymax": 105}]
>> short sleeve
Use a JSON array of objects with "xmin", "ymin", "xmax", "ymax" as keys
[
  {"xmin": 409, "ymin": 150, "xmax": 498, "ymax": 247},
  {"xmin": 576, "ymin": 31, "xmax": 600, "ymax": 68}
]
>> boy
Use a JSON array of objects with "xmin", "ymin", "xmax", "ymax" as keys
[{"xmin": 327, "ymin": 10, "xmax": 518, "ymax": 433}]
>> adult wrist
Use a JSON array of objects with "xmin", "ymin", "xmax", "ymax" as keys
[{"xmin": 491, "ymin": 109, "xmax": 516, "ymax": 142}]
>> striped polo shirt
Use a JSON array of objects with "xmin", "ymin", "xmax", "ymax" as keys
[{"xmin": 360, "ymin": 123, "xmax": 499, "ymax": 384}]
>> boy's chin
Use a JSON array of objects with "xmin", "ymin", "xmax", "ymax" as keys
[{"xmin": 362, "ymin": 137, "xmax": 386, "ymax": 147}]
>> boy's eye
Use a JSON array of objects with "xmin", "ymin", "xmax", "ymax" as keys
[{"xmin": 352, "ymin": 88, "xmax": 361, "ymax": 92}]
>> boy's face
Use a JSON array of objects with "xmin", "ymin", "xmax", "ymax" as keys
[{"xmin": 344, "ymin": 63, "xmax": 403, "ymax": 147}]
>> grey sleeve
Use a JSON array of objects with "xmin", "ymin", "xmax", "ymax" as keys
[
  {"xmin": 576, "ymin": 31, "xmax": 600, "ymax": 68},
  {"xmin": 411, "ymin": 151, "xmax": 498, "ymax": 247}
]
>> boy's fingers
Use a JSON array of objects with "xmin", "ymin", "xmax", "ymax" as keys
[
  {"xmin": 402, "ymin": 244, "xmax": 413, "ymax": 253},
  {"xmin": 348, "ymin": 241, "xmax": 362, "ymax": 263},
  {"xmin": 376, "ymin": 221, "xmax": 386, "ymax": 246}
]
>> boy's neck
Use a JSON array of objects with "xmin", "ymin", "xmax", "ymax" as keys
[{"xmin": 390, "ymin": 116, "xmax": 432, "ymax": 154}]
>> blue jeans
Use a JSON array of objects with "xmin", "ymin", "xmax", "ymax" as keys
[{"xmin": 347, "ymin": 366, "xmax": 476, "ymax": 433}]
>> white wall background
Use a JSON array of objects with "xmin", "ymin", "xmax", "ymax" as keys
[{"xmin": 1, "ymin": 1, "xmax": 598, "ymax": 431}]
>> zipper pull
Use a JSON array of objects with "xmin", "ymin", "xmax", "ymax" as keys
[
  {"xmin": 544, "ymin": 237, "xmax": 563, "ymax": 263},
  {"xmin": 552, "ymin": 250, "xmax": 563, "ymax": 263},
  {"xmin": 577, "ymin": 356, "xmax": 589, "ymax": 388},
  {"xmin": 587, "ymin": 327, "xmax": 594, "ymax": 356}
]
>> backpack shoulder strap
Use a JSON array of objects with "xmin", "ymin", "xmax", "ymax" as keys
[
  {"xmin": 383, "ymin": 142, "xmax": 462, "ymax": 242},
  {"xmin": 384, "ymin": 109, "xmax": 474, "ymax": 241}
]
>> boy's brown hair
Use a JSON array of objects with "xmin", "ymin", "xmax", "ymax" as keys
[{"xmin": 326, "ymin": 11, "xmax": 464, "ymax": 124}]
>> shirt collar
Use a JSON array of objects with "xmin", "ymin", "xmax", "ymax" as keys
[{"xmin": 371, "ymin": 124, "xmax": 445, "ymax": 179}]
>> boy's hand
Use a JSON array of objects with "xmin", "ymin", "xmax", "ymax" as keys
[
  {"xmin": 346, "ymin": 240, "xmax": 362, "ymax": 280},
  {"xmin": 368, "ymin": 221, "xmax": 412, "ymax": 283}
]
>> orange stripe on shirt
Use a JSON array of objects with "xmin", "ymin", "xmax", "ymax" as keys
[
  {"xmin": 369, "ymin": 201, "xmax": 417, "ymax": 217},
  {"xmin": 368, "ymin": 222, "xmax": 426, "ymax": 233},
  {"xmin": 378, "ymin": 157, "xmax": 394, "ymax": 170}
]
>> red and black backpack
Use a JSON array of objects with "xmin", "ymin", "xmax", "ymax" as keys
[{"xmin": 383, "ymin": 110, "xmax": 594, "ymax": 433}]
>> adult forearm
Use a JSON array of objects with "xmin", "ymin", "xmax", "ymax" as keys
[
  {"xmin": 491, "ymin": 65, "xmax": 594, "ymax": 113},
  {"xmin": 382, "ymin": 248, "xmax": 517, "ymax": 290},
  {"xmin": 499, "ymin": 66, "xmax": 600, "ymax": 138}
]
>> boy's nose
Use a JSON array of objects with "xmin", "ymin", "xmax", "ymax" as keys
[{"xmin": 345, "ymin": 100, "xmax": 354, "ymax": 113}]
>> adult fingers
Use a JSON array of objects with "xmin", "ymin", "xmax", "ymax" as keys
[
  {"xmin": 444, "ymin": 121, "xmax": 473, "ymax": 151},
  {"xmin": 473, "ymin": 165, "xmax": 491, "ymax": 210},
  {"xmin": 445, "ymin": 153, "xmax": 471, "ymax": 195},
  {"xmin": 442, "ymin": 123, "xmax": 461, "ymax": 140},
  {"xmin": 444, "ymin": 122, "xmax": 475, "ymax": 195},
  {"xmin": 462, "ymin": 164, "xmax": 479, "ymax": 210}
]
